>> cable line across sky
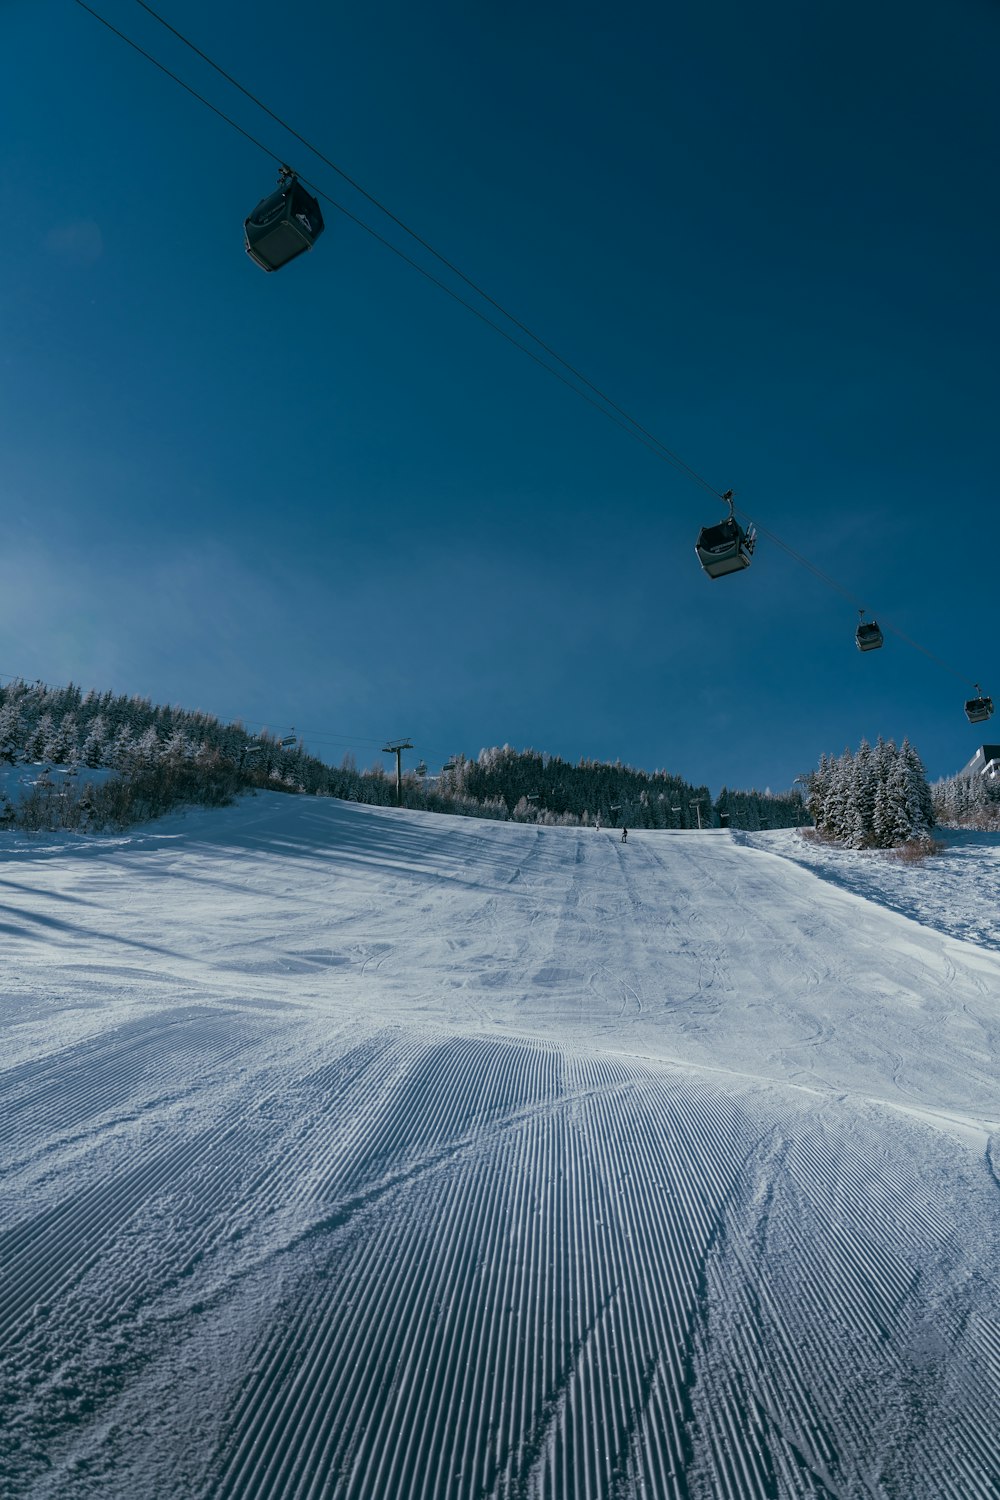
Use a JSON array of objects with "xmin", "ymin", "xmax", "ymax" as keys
[{"xmin": 69, "ymin": 0, "xmax": 993, "ymax": 716}]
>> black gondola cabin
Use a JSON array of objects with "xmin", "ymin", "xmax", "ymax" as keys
[
  {"xmin": 856, "ymin": 612, "xmax": 883, "ymax": 651},
  {"xmin": 245, "ymin": 170, "xmax": 324, "ymax": 272},
  {"xmin": 695, "ymin": 492, "xmax": 756, "ymax": 579},
  {"xmin": 965, "ymin": 690, "xmax": 994, "ymax": 725}
]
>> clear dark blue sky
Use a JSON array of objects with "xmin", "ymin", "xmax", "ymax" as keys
[{"xmin": 3, "ymin": 0, "xmax": 997, "ymax": 791}]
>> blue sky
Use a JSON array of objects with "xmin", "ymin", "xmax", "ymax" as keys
[{"xmin": 3, "ymin": 0, "xmax": 997, "ymax": 792}]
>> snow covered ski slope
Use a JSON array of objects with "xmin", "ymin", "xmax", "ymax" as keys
[{"xmin": 3, "ymin": 796, "xmax": 1000, "ymax": 1499}]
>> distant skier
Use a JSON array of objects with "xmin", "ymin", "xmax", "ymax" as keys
[{"xmin": 621, "ymin": 827, "xmax": 628, "ymax": 844}]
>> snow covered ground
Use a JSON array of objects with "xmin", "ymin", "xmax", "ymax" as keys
[
  {"xmin": 3, "ymin": 795, "xmax": 999, "ymax": 1499},
  {"xmin": 741, "ymin": 825, "xmax": 1000, "ymax": 955}
]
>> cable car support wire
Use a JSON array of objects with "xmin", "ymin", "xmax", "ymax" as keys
[
  {"xmin": 71, "ymin": 0, "xmax": 990, "ymax": 702},
  {"xmin": 70, "ymin": 0, "xmax": 720, "ymax": 495},
  {"xmin": 126, "ymin": 0, "xmax": 722, "ymax": 500}
]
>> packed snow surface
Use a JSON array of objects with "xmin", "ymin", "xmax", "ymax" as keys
[
  {"xmin": 3, "ymin": 795, "xmax": 1000, "ymax": 1499},
  {"xmin": 740, "ymin": 825, "xmax": 1000, "ymax": 955}
]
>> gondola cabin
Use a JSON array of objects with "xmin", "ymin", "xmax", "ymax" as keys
[
  {"xmin": 695, "ymin": 511, "xmax": 756, "ymax": 579},
  {"xmin": 695, "ymin": 491, "xmax": 755, "ymax": 579},
  {"xmin": 245, "ymin": 170, "xmax": 324, "ymax": 272},
  {"xmin": 855, "ymin": 612, "xmax": 883, "ymax": 651},
  {"xmin": 965, "ymin": 690, "xmax": 994, "ymax": 725}
]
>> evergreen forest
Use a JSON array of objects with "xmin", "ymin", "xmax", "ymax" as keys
[
  {"xmin": 6, "ymin": 678, "xmax": 994, "ymax": 843},
  {"xmin": 805, "ymin": 738, "xmax": 936, "ymax": 848},
  {"xmin": 0, "ymin": 678, "xmax": 808, "ymax": 835},
  {"xmin": 932, "ymin": 764, "xmax": 1000, "ymax": 831}
]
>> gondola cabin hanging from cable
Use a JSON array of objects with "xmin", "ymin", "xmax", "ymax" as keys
[
  {"xmin": 855, "ymin": 610, "xmax": 884, "ymax": 652},
  {"xmin": 964, "ymin": 687, "xmax": 994, "ymax": 724},
  {"xmin": 695, "ymin": 491, "xmax": 756, "ymax": 579},
  {"xmin": 245, "ymin": 167, "xmax": 324, "ymax": 272}
]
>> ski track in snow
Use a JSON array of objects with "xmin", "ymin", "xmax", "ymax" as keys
[{"xmin": 2, "ymin": 798, "xmax": 1000, "ymax": 1499}]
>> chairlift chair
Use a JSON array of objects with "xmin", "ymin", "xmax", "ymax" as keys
[
  {"xmin": 245, "ymin": 168, "xmax": 325, "ymax": 272},
  {"xmin": 965, "ymin": 687, "xmax": 994, "ymax": 725},
  {"xmin": 855, "ymin": 610, "xmax": 884, "ymax": 652},
  {"xmin": 695, "ymin": 491, "xmax": 756, "ymax": 579}
]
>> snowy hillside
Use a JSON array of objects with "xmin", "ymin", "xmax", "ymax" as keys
[
  {"xmin": 3, "ymin": 796, "xmax": 1000, "ymax": 1499},
  {"xmin": 741, "ymin": 825, "xmax": 1000, "ymax": 954}
]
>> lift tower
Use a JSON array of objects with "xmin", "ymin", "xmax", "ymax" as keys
[{"xmin": 382, "ymin": 739, "xmax": 414, "ymax": 808}]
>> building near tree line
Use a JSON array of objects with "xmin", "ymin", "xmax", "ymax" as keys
[{"xmin": 958, "ymin": 745, "xmax": 1000, "ymax": 784}]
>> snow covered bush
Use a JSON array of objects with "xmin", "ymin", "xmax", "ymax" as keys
[{"xmin": 894, "ymin": 837, "xmax": 946, "ymax": 863}]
